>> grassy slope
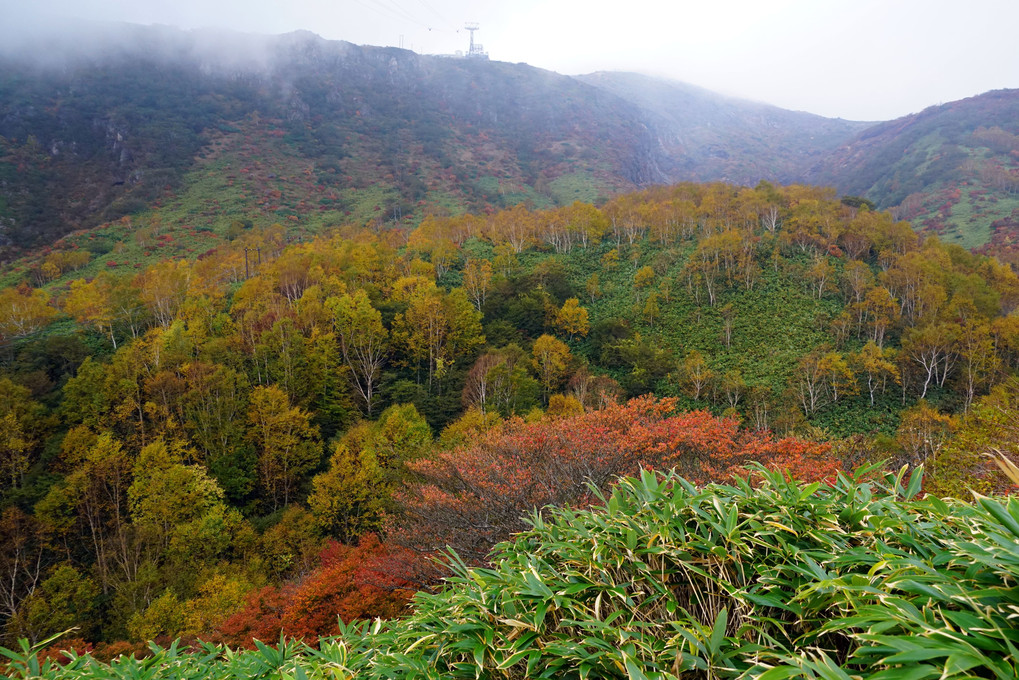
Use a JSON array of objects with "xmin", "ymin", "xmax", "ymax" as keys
[
  {"xmin": 1, "ymin": 119, "xmax": 334, "ymax": 289},
  {"xmin": 810, "ymin": 90, "xmax": 1019, "ymax": 252},
  {"xmin": 1, "ymin": 105, "xmax": 626, "ymax": 290},
  {"xmin": 512, "ymin": 240, "xmax": 905, "ymax": 437},
  {"xmin": 888, "ymin": 137, "xmax": 1019, "ymax": 250}
]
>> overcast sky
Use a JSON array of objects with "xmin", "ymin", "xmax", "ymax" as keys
[{"xmin": 5, "ymin": 0, "xmax": 1018, "ymax": 121}]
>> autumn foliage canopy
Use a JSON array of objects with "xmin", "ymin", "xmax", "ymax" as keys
[
  {"xmin": 218, "ymin": 534, "xmax": 418, "ymax": 645},
  {"xmin": 399, "ymin": 396, "xmax": 837, "ymax": 561}
]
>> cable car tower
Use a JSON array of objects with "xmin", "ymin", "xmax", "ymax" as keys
[{"xmin": 464, "ymin": 22, "xmax": 488, "ymax": 59}]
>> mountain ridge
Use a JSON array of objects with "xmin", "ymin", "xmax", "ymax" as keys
[
  {"xmin": 2, "ymin": 23, "xmax": 1018, "ymax": 259},
  {"xmin": 804, "ymin": 88, "xmax": 1019, "ymax": 252},
  {"xmin": 577, "ymin": 70, "xmax": 870, "ymax": 185},
  {"xmin": 0, "ymin": 26, "xmax": 671, "ymax": 252}
]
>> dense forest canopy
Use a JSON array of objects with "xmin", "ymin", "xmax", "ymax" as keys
[{"xmin": 2, "ymin": 181, "xmax": 1019, "ymax": 659}]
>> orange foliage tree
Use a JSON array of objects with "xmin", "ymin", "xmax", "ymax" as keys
[
  {"xmin": 398, "ymin": 396, "xmax": 836, "ymax": 562},
  {"xmin": 218, "ymin": 534, "xmax": 419, "ymax": 646}
]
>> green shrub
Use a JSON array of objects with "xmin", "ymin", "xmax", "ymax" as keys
[{"xmin": 7, "ymin": 466, "xmax": 1019, "ymax": 679}]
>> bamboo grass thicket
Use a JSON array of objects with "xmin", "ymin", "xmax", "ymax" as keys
[{"xmin": 4, "ymin": 464, "xmax": 1019, "ymax": 679}]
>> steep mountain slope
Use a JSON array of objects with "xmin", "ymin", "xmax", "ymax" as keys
[
  {"xmin": 0, "ymin": 24, "xmax": 875, "ymax": 258},
  {"xmin": 808, "ymin": 89, "xmax": 1019, "ymax": 251},
  {"xmin": 0, "ymin": 43, "xmax": 261, "ymax": 250},
  {"xmin": 0, "ymin": 26, "xmax": 661, "ymax": 253},
  {"xmin": 4, "ymin": 22, "xmax": 1018, "ymax": 264},
  {"xmin": 578, "ymin": 71, "xmax": 870, "ymax": 185}
]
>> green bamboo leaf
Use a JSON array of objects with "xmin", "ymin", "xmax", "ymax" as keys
[
  {"xmin": 534, "ymin": 602, "xmax": 549, "ymax": 630},
  {"xmin": 745, "ymin": 593, "xmax": 799, "ymax": 613},
  {"xmin": 726, "ymin": 504, "xmax": 739, "ymax": 536},
  {"xmin": 623, "ymin": 654, "xmax": 650, "ymax": 680},
  {"xmin": 799, "ymin": 482, "xmax": 820, "ymax": 501},
  {"xmin": 253, "ymin": 639, "xmax": 281, "ymax": 667},
  {"xmin": 709, "ymin": 607, "xmax": 728, "ymax": 656},
  {"xmin": 472, "ymin": 642, "xmax": 485, "ymax": 672},
  {"xmin": 976, "ymin": 496, "xmax": 1019, "ymax": 539},
  {"xmin": 904, "ymin": 465, "xmax": 924, "ymax": 500},
  {"xmin": 882, "ymin": 648, "xmax": 952, "ymax": 664},
  {"xmin": 497, "ymin": 650, "xmax": 533, "ymax": 670},
  {"xmin": 754, "ymin": 665, "xmax": 809, "ymax": 680},
  {"xmin": 865, "ymin": 666, "xmax": 939, "ymax": 680},
  {"xmin": 943, "ymin": 653, "xmax": 985, "ymax": 676},
  {"xmin": 810, "ymin": 653, "xmax": 858, "ymax": 680}
]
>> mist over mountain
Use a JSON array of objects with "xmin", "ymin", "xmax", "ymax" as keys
[
  {"xmin": 1, "ymin": 23, "xmax": 1017, "ymax": 254},
  {"xmin": 0, "ymin": 26, "xmax": 660, "ymax": 249},
  {"xmin": 577, "ymin": 71, "xmax": 870, "ymax": 185}
]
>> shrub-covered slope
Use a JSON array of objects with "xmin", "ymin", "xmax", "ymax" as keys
[
  {"xmin": 807, "ymin": 89, "xmax": 1019, "ymax": 252},
  {"xmin": 7, "ymin": 466, "xmax": 1019, "ymax": 679}
]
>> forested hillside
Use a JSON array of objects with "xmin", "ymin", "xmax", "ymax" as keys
[
  {"xmin": 4, "ymin": 24, "xmax": 1019, "ymax": 268},
  {"xmin": 808, "ymin": 89, "xmax": 1019, "ymax": 253},
  {"xmin": 2, "ymin": 182, "xmax": 1019, "ymax": 656},
  {"xmin": 0, "ymin": 25, "xmax": 657, "ymax": 253}
]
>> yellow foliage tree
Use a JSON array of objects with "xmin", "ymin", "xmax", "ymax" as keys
[
  {"xmin": 531, "ymin": 334, "xmax": 571, "ymax": 401},
  {"xmin": 555, "ymin": 298, "xmax": 589, "ymax": 340}
]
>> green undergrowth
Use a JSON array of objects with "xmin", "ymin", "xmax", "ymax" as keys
[
  {"xmin": 938, "ymin": 189, "xmax": 1019, "ymax": 250},
  {"xmin": 533, "ymin": 241, "xmax": 907, "ymax": 437},
  {"xmin": 473, "ymin": 175, "xmax": 553, "ymax": 209},
  {"xmin": 546, "ymin": 171, "xmax": 614, "ymax": 205},
  {"xmin": 7, "ymin": 465, "xmax": 1019, "ymax": 679}
]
